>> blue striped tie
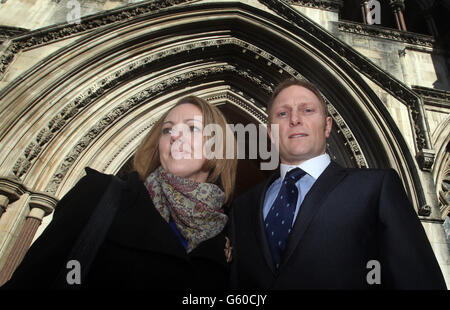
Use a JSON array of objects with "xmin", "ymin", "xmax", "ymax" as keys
[{"xmin": 264, "ymin": 168, "xmax": 306, "ymax": 269}]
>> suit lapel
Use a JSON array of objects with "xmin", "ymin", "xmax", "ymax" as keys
[
  {"xmin": 252, "ymin": 172, "xmax": 280, "ymax": 274},
  {"xmin": 281, "ymin": 161, "xmax": 347, "ymax": 267}
]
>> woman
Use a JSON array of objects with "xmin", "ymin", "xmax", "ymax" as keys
[{"xmin": 3, "ymin": 96, "xmax": 237, "ymax": 289}]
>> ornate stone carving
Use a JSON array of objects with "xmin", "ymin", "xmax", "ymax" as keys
[
  {"xmin": 0, "ymin": 26, "xmax": 29, "ymax": 39},
  {"xmin": 205, "ymin": 90, "xmax": 269, "ymax": 124},
  {"xmin": 285, "ymin": 0, "xmax": 343, "ymax": 11},
  {"xmin": 412, "ymin": 86, "xmax": 450, "ymax": 108},
  {"xmin": 12, "ymin": 158, "xmax": 31, "ymax": 179},
  {"xmin": 0, "ymin": 0, "xmax": 194, "ymax": 79},
  {"xmin": 418, "ymin": 204, "xmax": 432, "ymax": 217},
  {"xmin": 0, "ymin": 177, "xmax": 27, "ymax": 204},
  {"xmin": 327, "ymin": 104, "xmax": 368, "ymax": 168},
  {"xmin": 338, "ymin": 20, "xmax": 435, "ymax": 48},
  {"xmin": 438, "ymin": 161, "xmax": 450, "ymax": 220},
  {"xmin": 14, "ymin": 31, "xmax": 372, "ymax": 188},
  {"xmin": 12, "ymin": 37, "xmax": 293, "ymax": 179},
  {"xmin": 416, "ymin": 149, "xmax": 436, "ymax": 172},
  {"xmin": 0, "ymin": 42, "xmax": 21, "ymax": 76},
  {"xmin": 102, "ymin": 121, "xmax": 155, "ymax": 173}
]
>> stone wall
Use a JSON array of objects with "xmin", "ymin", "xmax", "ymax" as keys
[{"xmin": 0, "ymin": 0, "xmax": 147, "ymax": 30}]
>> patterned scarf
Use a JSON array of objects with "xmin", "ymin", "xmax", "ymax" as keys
[{"xmin": 144, "ymin": 166, "xmax": 227, "ymax": 253}]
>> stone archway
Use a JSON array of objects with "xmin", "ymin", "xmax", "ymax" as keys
[{"xmin": 0, "ymin": 1, "xmax": 427, "ymax": 205}]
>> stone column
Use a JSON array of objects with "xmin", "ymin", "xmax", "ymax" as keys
[
  {"xmin": 0, "ymin": 178, "xmax": 25, "ymax": 218},
  {"xmin": 0, "ymin": 195, "xmax": 8, "ymax": 218},
  {"xmin": 361, "ymin": 1, "xmax": 369, "ymax": 24},
  {"xmin": 390, "ymin": 0, "xmax": 407, "ymax": 31},
  {"xmin": 0, "ymin": 192, "xmax": 56, "ymax": 286}
]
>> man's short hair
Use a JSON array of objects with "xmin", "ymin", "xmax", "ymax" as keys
[{"xmin": 267, "ymin": 79, "xmax": 328, "ymax": 121}]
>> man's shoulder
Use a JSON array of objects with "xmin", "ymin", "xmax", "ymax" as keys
[
  {"xmin": 341, "ymin": 166, "xmax": 390, "ymax": 173},
  {"xmin": 335, "ymin": 165, "xmax": 398, "ymax": 183},
  {"xmin": 341, "ymin": 166, "xmax": 396, "ymax": 175}
]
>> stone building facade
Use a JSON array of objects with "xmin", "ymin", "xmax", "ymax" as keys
[{"xmin": 0, "ymin": 0, "xmax": 448, "ymax": 287}]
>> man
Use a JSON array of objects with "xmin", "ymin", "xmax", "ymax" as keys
[{"xmin": 229, "ymin": 79, "xmax": 446, "ymax": 289}]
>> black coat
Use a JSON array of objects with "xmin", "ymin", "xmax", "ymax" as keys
[
  {"xmin": 229, "ymin": 161, "xmax": 447, "ymax": 289},
  {"xmin": 4, "ymin": 168, "xmax": 229, "ymax": 289}
]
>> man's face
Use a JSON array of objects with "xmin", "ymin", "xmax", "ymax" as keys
[{"xmin": 268, "ymin": 85, "xmax": 332, "ymax": 165}]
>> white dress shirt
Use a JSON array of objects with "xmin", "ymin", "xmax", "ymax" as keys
[{"xmin": 262, "ymin": 154, "xmax": 331, "ymax": 225}]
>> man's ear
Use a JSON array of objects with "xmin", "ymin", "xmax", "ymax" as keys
[{"xmin": 325, "ymin": 116, "xmax": 332, "ymax": 138}]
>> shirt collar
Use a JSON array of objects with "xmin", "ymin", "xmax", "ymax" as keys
[{"xmin": 280, "ymin": 153, "xmax": 331, "ymax": 181}]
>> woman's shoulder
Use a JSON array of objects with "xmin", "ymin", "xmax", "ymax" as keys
[
  {"xmin": 56, "ymin": 168, "xmax": 110, "ymax": 205},
  {"xmin": 83, "ymin": 167, "xmax": 114, "ymax": 184},
  {"xmin": 64, "ymin": 167, "xmax": 141, "ymax": 197},
  {"xmin": 53, "ymin": 167, "xmax": 133, "ymax": 221}
]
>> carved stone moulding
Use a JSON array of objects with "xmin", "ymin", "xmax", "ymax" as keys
[
  {"xmin": 438, "ymin": 160, "xmax": 450, "ymax": 220},
  {"xmin": 0, "ymin": 0, "xmax": 196, "ymax": 79},
  {"xmin": 0, "ymin": 178, "xmax": 27, "ymax": 204},
  {"xmin": 338, "ymin": 20, "xmax": 435, "ymax": 48},
  {"xmin": 327, "ymin": 104, "xmax": 368, "ymax": 169},
  {"xmin": 418, "ymin": 204, "xmax": 432, "ymax": 217},
  {"xmin": 3, "ymin": 0, "xmax": 427, "ymax": 193},
  {"xmin": 28, "ymin": 192, "xmax": 58, "ymax": 216},
  {"xmin": 0, "ymin": 177, "xmax": 57, "ymax": 215},
  {"xmin": 101, "ymin": 121, "xmax": 155, "ymax": 174},
  {"xmin": 285, "ymin": 0, "xmax": 343, "ymax": 11},
  {"xmin": 226, "ymin": 92, "xmax": 267, "ymax": 124},
  {"xmin": 11, "ymin": 37, "xmax": 291, "ymax": 182},
  {"xmin": 0, "ymin": 26, "xmax": 29, "ymax": 40},
  {"xmin": 412, "ymin": 85, "xmax": 450, "ymax": 108},
  {"xmin": 416, "ymin": 148, "xmax": 436, "ymax": 172}
]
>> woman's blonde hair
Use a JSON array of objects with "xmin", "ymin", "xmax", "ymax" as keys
[{"xmin": 133, "ymin": 96, "xmax": 237, "ymax": 203}]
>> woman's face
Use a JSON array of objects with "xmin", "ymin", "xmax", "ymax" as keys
[{"xmin": 159, "ymin": 103, "xmax": 209, "ymax": 183}]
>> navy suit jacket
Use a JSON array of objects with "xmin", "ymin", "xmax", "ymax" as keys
[{"xmin": 229, "ymin": 161, "xmax": 446, "ymax": 289}]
